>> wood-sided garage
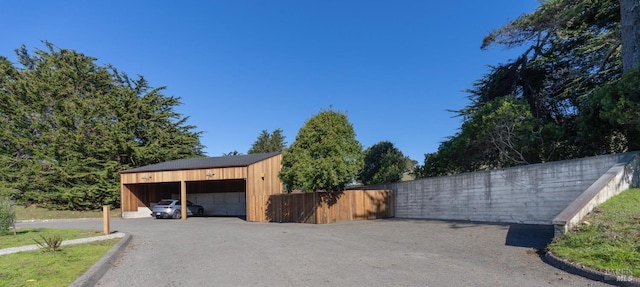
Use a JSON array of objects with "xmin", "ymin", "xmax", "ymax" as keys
[{"xmin": 120, "ymin": 152, "xmax": 282, "ymax": 222}]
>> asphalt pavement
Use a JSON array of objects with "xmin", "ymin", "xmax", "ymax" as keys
[{"xmin": 17, "ymin": 217, "xmax": 609, "ymax": 287}]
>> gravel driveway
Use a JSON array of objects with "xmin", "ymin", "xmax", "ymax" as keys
[{"xmin": 18, "ymin": 217, "xmax": 607, "ymax": 287}]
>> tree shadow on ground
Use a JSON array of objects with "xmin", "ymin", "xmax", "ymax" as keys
[
  {"xmin": 505, "ymin": 224, "xmax": 554, "ymax": 249},
  {"xmin": 442, "ymin": 220, "xmax": 554, "ymax": 250}
]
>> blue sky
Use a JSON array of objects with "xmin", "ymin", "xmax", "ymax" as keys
[{"xmin": 1, "ymin": 1, "xmax": 540, "ymax": 162}]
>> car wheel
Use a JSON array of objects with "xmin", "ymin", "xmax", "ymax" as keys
[
  {"xmin": 197, "ymin": 208, "xmax": 204, "ymax": 216},
  {"xmin": 155, "ymin": 215, "xmax": 161, "ymax": 219},
  {"xmin": 173, "ymin": 210, "xmax": 182, "ymax": 219}
]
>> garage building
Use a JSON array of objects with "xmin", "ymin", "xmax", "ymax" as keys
[{"xmin": 120, "ymin": 152, "xmax": 282, "ymax": 222}]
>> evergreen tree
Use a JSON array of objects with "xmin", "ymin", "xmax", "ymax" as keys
[
  {"xmin": 0, "ymin": 43, "xmax": 203, "ymax": 209},
  {"xmin": 248, "ymin": 129, "xmax": 286, "ymax": 154},
  {"xmin": 417, "ymin": 0, "xmax": 635, "ymax": 177}
]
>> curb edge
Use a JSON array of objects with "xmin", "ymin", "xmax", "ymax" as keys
[
  {"xmin": 544, "ymin": 251, "xmax": 640, "ymax": 287},
  {"xmin": 69, "ymin": 233, "xmax": 132, "ymax": 287}
]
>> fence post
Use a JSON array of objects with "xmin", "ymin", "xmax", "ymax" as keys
[{"xmin": 103, "ymin": 205, "xmax": 110, "ymax": 235}]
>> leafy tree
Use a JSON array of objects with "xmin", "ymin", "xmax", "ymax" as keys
[
  {"xmin": 358, "ymin": 141, "xmax": 406, "ymax": 185},
  {"xmin": 279, "ymin": 108, "xmax": 363, "ymax": 192},
  {"xmin": 404, "ymin": 157, "xmax": 418, "ymax": 172},
  {"xmin": 0, "ymin": 42, "xmax": 204, "ymax": 210},
  {"xmin": 248, "ymin": 129, "xmax": 286, "ymax": 154},
  {"xmin": 223, "ymin": 151, "xmax": 243, "ymax": 156}
]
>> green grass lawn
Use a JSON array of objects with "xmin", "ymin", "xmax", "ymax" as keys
[
  {"xmin": 0, "ymin": 206, "xmax": 124, "ymax": 286},
  {"xmin": 14, "ymin": 205, "xmax": 121, "ymax": 221},
  {"xmin": 0, "ymin": 228, "xmax": 105, "ymax": 249},
  {"xmin": 0, "ymin": 239, "xmax": 119, "ymax": 287},
  {"xmin": 548, "ymin": 188, "xmax": 640, "ymax": 277}
]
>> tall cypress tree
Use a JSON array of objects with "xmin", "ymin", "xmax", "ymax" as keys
[
  {"xmin": 0, "ymin": 43, "xmax": 204, "ymax": 209},
  {"xmin": 417, "ymin": 0, "xmax": 633, "ymax": 177}
]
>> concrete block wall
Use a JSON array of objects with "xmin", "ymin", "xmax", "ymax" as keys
[{"xmin": 370, "ymin": 153, "xmax": 636, "ymax": 224}]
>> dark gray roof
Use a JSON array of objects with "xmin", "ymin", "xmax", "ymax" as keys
[{"xmin": 120, "ymin": 152, "xmax": 280, "ymax": 174}]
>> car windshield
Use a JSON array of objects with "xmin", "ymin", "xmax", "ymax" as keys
[{"xmin": 157, "ymin": 200, "xmax": 174, "ymax": 205}]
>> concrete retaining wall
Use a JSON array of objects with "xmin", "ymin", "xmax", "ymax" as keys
[
  {"xmin": 369, "ymin": 152, "xmax": 638, "ymax": 225},
  {"xmin": 122, "ymin": 207, "xmax": 151, "ymax": 219},
  {"xmin": 552, "ymin": 152, "xmax": 639, "ymax": 237}
]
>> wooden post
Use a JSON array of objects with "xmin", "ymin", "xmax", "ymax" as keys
[
  {"xmin": 181, "ymin": 180, "xmax": 187, "ymax": 221},
  {"xmin": 103, "ymin": 205, "xmax": 110, "ymax": 235}
]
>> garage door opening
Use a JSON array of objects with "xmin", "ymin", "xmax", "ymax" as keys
[{"xmin": 186, "ymin": 179, "xmax": 246, "ymax": 217}]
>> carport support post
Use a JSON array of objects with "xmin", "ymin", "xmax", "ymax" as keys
[
  {"xmin": 181, "ymin": 180, "xmax": 187, "ymax": 221},
  {"xmin": 103, "ymin": 205, "xmax": 110, "ymax": 235}
]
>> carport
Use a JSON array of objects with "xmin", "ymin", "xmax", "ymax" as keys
[{"xmin": 119, "ymin": 152, "xmax": 282, "ymax": 222}]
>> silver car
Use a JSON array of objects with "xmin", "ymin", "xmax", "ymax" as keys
[{"xmin": 151, "ymin": 199, "xmax": 204, "ymax": 219}]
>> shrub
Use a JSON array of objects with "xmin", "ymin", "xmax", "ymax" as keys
[
  {"xmin": 0, "ymin": 197, "xmax": 16, "ymax": 235},
  {"xmin": 33, "ymin": 235, "xmax": 64, "ymax": 252}
]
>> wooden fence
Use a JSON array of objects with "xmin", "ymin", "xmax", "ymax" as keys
[{"xmin": 265, "ymin": 189, "xmax": 394, "ymax": 224}]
